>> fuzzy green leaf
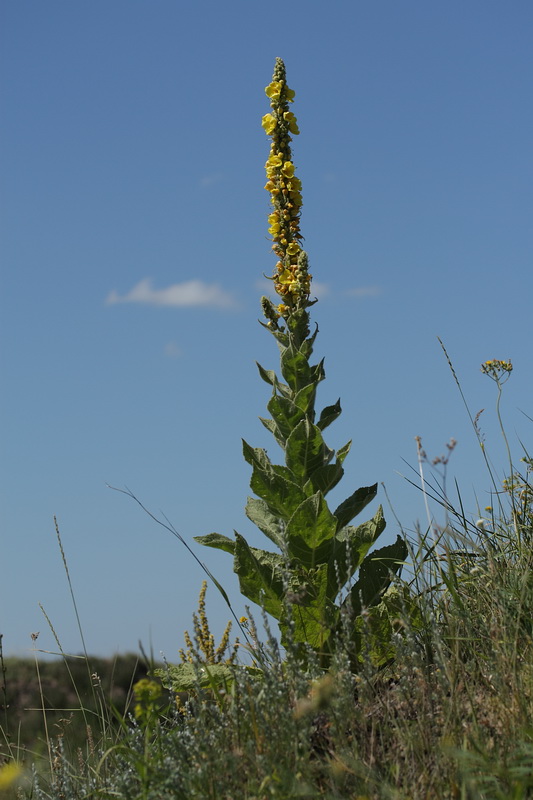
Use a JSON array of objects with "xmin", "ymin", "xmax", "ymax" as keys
[
  {"xmin": 256, "ymin": 362, "xmax": 291, "ymax": 398},
  {"xmin": 336, "ymin": 440, "xmax": 352, "ymax": 465},
  {"xmin": 156, "ymin": 662, "xmax": 236, "ymax": 693},
  {"xmin": 242, "ymin": 440, "xmax": 272, "ymax": 470},
  {"xmin": 317, "ymin": 399, "xmax": 342, "ymax": 431},
  {"xmin": 245, "ymin": 497, "xmax": 284, "ymax": 548},
  {"xmin": 280, "ymin": 344, "xmax": 312, "ymax": 391},
  {"xmin": 249, "ymin": 463, "xmax": 307, "ymax": 521},
  {"xmin": 347, "ymin": 534, "xmax": 407, "ymax": 615},
  {"xmin": 327, "ymin": 505, "xmax": 387, "ymax": 596},
  {"xmin": 310, "ymin": 358, "xmax": 326, "ymax": 385},
  {"xmin": 305, "ymin": 461, "xmax": 344, "ymax": 495},
  {"xmin": 233, "ymin": 533, "xmax": 286, "ymax": 620},
  {"xmin": 267, "ymin": 394, "xmax": 306, "ymax": 442},
  {"xmin": 194, "ymin": 532, "xmax": 236, "ymax": 555},
  {"xmin": 285, "ymin": 563, "xmax": 337, "ymax": 652},
  {"xmin": 259, "ymin": 417, "xmax": 284, "ymax": 448},
  {"xmin": 334, "ymin": 483, "xmax": 378, "ymax": 531},
  {"xmin": 285, "ymin": 491, "xmax": 338, "ymax": 566},
  {"xmin": 293, "ymin": 382, "xmax": 317, "ymax": 415},
  {"xmin": 285, "ymin": 419, "xmax": 334, "ymax": 482}
]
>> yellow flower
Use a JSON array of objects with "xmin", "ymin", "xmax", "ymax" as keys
[
  {"xmin": 283, "ymin": 111, "xmax": 300, "ymax": 134},
  {"xmin": 285, "ymin": 86, "xmax": 295, "ymax": 102},
  {"xmin": 261, "ymin": 114, "xmax": 277, "ymax": 135},
  {"xmin": 277, "ymin": 268, "xmax": 294, "ymax": 284},
  {"xmin": 281, "ymin": 161, "xmax": 295, "ymax": 178},
  {"xmin": 266, "ymin": 153, "xmax": 283, "ymax": 168},
  {"xmin": 286, "ymin": 242, "xmax": 300, "ymax": 256},
  {"xmin": 265, "ymin": 81, "xmax": 283, "ymax": 100},
  {"xmin": 0, "ymin": 762, "xmax": 22, "ymax": 790}
]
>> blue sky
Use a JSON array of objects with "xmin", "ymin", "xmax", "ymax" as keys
[{"xmin": 2, "ymin": 1, "xmax": 532, "ymax": 659}]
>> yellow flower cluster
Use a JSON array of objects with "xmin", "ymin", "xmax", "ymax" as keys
[
  {"xmin": 261, "ymin": 58, "xmax": 311, "ymax": 321},
  {"xmin": 481, "ymin": 359, "xmax": 513, "ymax": 381}
]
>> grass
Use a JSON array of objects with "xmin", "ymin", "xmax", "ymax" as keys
[{"xmin": 2, "ymin": 380, "xmax": 531, "ymax": 799}]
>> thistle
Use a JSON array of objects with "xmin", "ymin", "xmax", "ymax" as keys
[{"xmin": 196, "ymin": 59, "xmax": 406, "ymax": 667}]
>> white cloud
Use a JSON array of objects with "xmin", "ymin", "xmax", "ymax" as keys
[
  {"xmin": 105, "ymin": 278, "xmax": 237, "ymax": 309},
  {"xmin": 345, "ymin": 286, "xmax": 382, "ymax": 298},
  {"xmin": 199, "ymin": 172, "xmax": 224, "ymax": 187},
  {"xmin": 164, "ymin": 341, "xmax": 182, "ymax": 358}
]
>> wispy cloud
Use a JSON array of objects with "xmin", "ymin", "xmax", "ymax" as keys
[
  {"xmin": 164, "ymin": 341, "xmax": 182, "ymax": 358},
  {"xmin": 199, "ymin": 172, "xmax": 224, "ymax": 188},
  {"xmin": 345, "ymin": 286, "xmax": 382, "ymax": 298},
  {"xmin": 105, "ymin": 278, "xmax": 237, "ymax": 309}
]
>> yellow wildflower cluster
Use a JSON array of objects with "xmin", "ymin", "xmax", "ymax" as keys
[
  {"xmin": 179, "ymin": 581, "xmax": 238, "ymax": 665},
  {"xmin": 481, "ymin": 359, "xmax": 513, "ymax": 381},
  {"xmin": 262, "ymin": 58, "xmax": 311, "ymax": 320},
  {"xmin": 133, "ymin": 678, "xmax": 163, "ymax": 726}
]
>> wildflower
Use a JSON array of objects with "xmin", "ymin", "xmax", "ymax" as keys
[
  {"xmin": 133, "ymin": 678, "xmax": 162, "ymax": 724},
  {"xmin": 261, "ymin": 114, "xmax": 277, "ymax": 135},
  {"xmin": 283, "ymin": 111, "xmax": 300, "ymax": 134},
  {"xmin": 0, "ymin": 762, "xmax": 22, "ymax": 790},
  {"xmin": 481, "ymin": 359, "xmax": 513, "ymax": 382},
  {"xmin": 261, "ymin": 58, "xmax": 311, "ymax": 318}
]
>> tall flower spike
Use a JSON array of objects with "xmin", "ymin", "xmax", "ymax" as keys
[{"xmin": 262, "ymin": 58, "xmax": 312, "ymax": 324}]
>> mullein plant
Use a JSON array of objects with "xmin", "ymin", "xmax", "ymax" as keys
[{"xmin": 196, "ymin": 59, "xmax": 406, "ymax": 666}]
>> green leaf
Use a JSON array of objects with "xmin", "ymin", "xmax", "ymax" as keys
[
  {"xmin": 242, "ymin": 440, "xmax": 272, "ymax": 470},
  {"xmin": 285, "ymin": 419, "xmax": 334, "ymax": 482},
  {"xmin": 233, "ymin": 534, "xmax": 286, "ymax": 620},
  {"xmin": 249, "ymin": 463, "xmax": 307, "ymax": 520},
  {"xmin": 347, "ymin": 534, "xmax": 407, "ymax": 614},
  {"xmin": 336, "ymin": 440, "xmax": 352, "ymax": 464},
  {"xmin": 327, "ymin": 505, "xmax": 387, "ymax": 596},
  {"xmin": 310, "ymin": 358, "xmax": 326, "ymax": 385},
  {"xmin": 194, "ymin": 532, "xmax": 235, "ymax": 555},
  {"xmin": 156, "ymin": 662, "xmax": 236, "ymax": 693},
  {"xmin": 300, "ymin": 323, "xmax": 319, "ymax": 358},
  {"xmin": 245, "ymin": 497, "xmax": 284, "ymax": 548},
  {"xmin": 334, "ymin": 483, "xmax": 378, "ymax": 531},
  {"xmin": 317, "ymin": 399, "xmax": 342, "ymax": 431},
  {"xmin": 304, "ymin": 461, "xmax": 344, "ymax": 495},
  {"xmin": 280, "ymin": 343, "xmax": 312, "ymax": 391},
  {"xmin": 259, "ymin": 416, "xmax": 284, "ymax": 448},
  {"xmin": 293, "ymin": 382, "xmax": 317, "ymax": 415},
  {"xmin": 284, "ymin": 563, "xmax": 337, "ymax": 652},
  {"xmin": 267, "ymin": 394, "xmax": 306, "ymax": 442},
  {"xmin": 256, "ymin": 362, "xmax": 290, "ymax": 398},
  {"xmin": 285, "ymin": 491, "xmax": 338, "ymax": 566}
]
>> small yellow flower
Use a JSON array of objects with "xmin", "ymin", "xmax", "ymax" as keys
[
  {"xmin": 0, "ymin": 762, "xmax": 22, "ymax": 790},
  {"xmin": 286, "ymin": 242, "xmax": 300, "ymax": 256},
  {"xmin": 277, "ymin": 268, "xmax": 294, "ymax": 284},
  {"xmin": 239, "ymin": 616, "xmax": 248, "ymax": 624},
  {"xmin": 266, "ymin": 153, "xmax": 283, "ymax": 168},
  {"xmin": 283, "ymin": 111, "xmax": 300, "ymax": 134},
  {"xmin": 265, "ymin": 81, "xmax": 283, "ymax": 100},
  {"xmin": 261, "ymin": 114, "xmax": 277, "ymax": 135},
  {"xmin": 281, "ymin": 161, "xmax": 295, "ymax": 178}
]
